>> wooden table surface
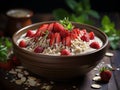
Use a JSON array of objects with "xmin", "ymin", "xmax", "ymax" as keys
[
  {"xmin": 0, "ymin": 13, "xmax": 120, "ymax": 90},
  {"xmin": 0, "ymin": 50, "xmax": 120, "ymax": 90}
]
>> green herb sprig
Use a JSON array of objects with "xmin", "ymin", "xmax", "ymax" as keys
[
  {"xmin": 0, "ymin": 37, "xmax": 12, "ymax": 62},
  {"xmin": 60, "ymin": 17, "xmax": 74, "ymax": 30},
  {"xmin": 100, "ymin": 15, "xmax": 120, "ymax": 50},
  {"xmin": 53, "ymin": 0, "xmax": 100, "ymax": 25}
]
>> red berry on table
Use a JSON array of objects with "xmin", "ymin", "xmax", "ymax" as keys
[
  {"xmin": 100, "ymin": 67, "xmax": 112, "ymax": 83},
  {"xmin": 90, "ymin": 42, "xmax": 100, "ymax": 49},
  {"xmin": 34, "ymin": 46, "xmax": 44, "ymax": 53},
  {"xmin": 26, "ymin": 30, "xmax": 34, "ymax": 37},
  {"xmin": 60, "ymin": 49, "xmax": 71, "ymax": 56},
  {"xmin": 19, "ymin": 40, "xmax": 27, "ymax": 47},
  {"xmin": 0, "ymin": 60, "xmax": 13, "ymax": 70}
]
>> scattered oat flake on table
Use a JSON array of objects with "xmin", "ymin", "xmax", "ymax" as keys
[
  {"xmin": 92, "ymin": 76, "xmax": 101, "ymax": 81},
  {"xmin": 116, "ymin": 68, "xmax": 120, "ymax": 71},
  {"xmin": 105, "ymin": 52, "xmax": 114, "ymax": 57},
  {"xmin": 91, "ymin": 84, "xmax": 101, "ymax": 89}
]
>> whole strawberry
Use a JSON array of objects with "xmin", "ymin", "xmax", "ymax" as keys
[{"xmin": 100, "ymin": 67, "xmax": 112, "ymax": 83}]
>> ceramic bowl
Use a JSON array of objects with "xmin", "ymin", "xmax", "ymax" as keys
[{"xmin": 12, "ymin": 21, "xmax": 108, "ymax": 80}]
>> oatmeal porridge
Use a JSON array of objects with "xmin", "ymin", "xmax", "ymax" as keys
[{"xmin": 17, "ymin": 20, "xmax": 103, "ymax": 56}]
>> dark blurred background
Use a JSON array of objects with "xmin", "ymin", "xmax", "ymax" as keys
[{"xmin": 0, "ymin": 0, "xmax": 120, "ymax": 14}]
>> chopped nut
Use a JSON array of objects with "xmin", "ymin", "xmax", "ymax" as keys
[
  {"xmin": 23, "ymin": 71, "xmax": 29, "ymax": 76},
  {"xmin": 92, "ymin": 76, "xmax": 101, "ymax": 81},
  {"xmin": 95, "ymin": 73, "xmax": 100, "ymax": 76},
  {"xmin": 15, "ymin": 79, "xmax": 23, "ymax": 85},
  {"xmin": 17, "ymin": 73, "xmax": 23, "ymax": 78},
  {"xmin": 9, "ymin": 69, "xmax": 17, "ymax": 74},
  {"xmin": 91, "ymin": 84, "xmax": 101, "ymax": 89},
  {"xmin": 29, "ymin": 80, "xmax": 37, "ymax": 86},
  {"xmin": 15, "ymin": 68, "xmax": 22, "ymax": 73},
  {"xmin": 41, "ymin": 85, "xmax": 53, "ymax": 90},
  {"xmin": 16, "ymin": 66, "xmax": 24, "ymax": 69},
  {"xmin": 105, "ymin": 52, "xmax": 114, "ymax": 57},
  {"xmin": 21, "ymin": 77, "xmax": 26, "ymax": 82},
  {"xmin": 28, "ymin": 76, "xmax": 36, "ymax": 81}
]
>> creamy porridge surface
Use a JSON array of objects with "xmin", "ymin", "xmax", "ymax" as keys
[{"xmin": 17, "ymin": 21, "xmax": 103, "ymax": 56}]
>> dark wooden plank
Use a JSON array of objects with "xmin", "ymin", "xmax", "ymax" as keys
[
  {"xmin": 0, "ymin": 54, "xmax": 118, "ymax": 90},
  {"xmin": 111, "ymin": 50, "xmax": 120, "ymax": 90}
]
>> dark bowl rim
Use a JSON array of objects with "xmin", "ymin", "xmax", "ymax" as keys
[{"xmin": 12, "ymin": 21, "xmax": 108, "ymax": 58}]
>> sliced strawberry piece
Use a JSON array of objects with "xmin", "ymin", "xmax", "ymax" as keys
[
  {"xmin": 65, "ymin": 36, "xmax": 71, "ymax": 47},
  {"xmin": 55, "ymin": 33, "xmax": 61, "ymax": 44},
  {"xmin": 34, "ymin": 24, "xmax": 49, "ymax": 37},
  {"xmin": 26, "ymin": 30, "xmax": 35, "ymax": 37},
  {"xmin": 19, "ymin": 40, "xmax": 27, "ymax": 47},
  {"xmin": 71, "ymin": 33, "xmax": 78, "ymax": 40},
  {"xmin": 49, "ymin": 33, "xmax": 55, "ymax": 46},
  {"xmin": 53, "ymin": 22, "xmax": 64, "ymax": 32},
  {"xmin": 47, "ymin": 32, "xmax": 52, "ymax": 39},
  {"xmin": 60, "ymin": 29, "xmax": 70, "ymax": 38},
  {"xmin": 47, "ymin": 23, "xmax": 54, "ymax": 32},
  {"xmin": 75, "ymin": 28, "xmax": 81, "ymax": 35},
  {"xmin": 72, "ymin": 29, "xmax": 77, "ymax": 34},
  {"xmin": 90, "ymin": 42, "xmax": 100, "ymax": 49},
  {"xmin": 34, "ymin": 46, "xmax": 44, "ymax": 53},
  {"xmin": 81, "ymin": 34, "xmax": 89, "ymax": 42},
  {"xmin": 89, "ymin": 32, "xmax": 95, "ymax": 40},
  {"xmin": 60, "ymin": 49, "xmax": 71, "ymax": 56}
]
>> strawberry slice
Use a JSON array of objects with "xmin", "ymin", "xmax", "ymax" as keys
[
  {"xmin": 65, "ymin": 36, "xmax": 71, "ymax": 47},
  {"xmin": 53, "ymin": 22, "xmax": 64, "ymax": 32},
  {"xmin": 19, "ymin": 40, "xmax": 27, "ymax": 47},
  {"xmin": 34, "ymin": 46, "xmax": 44, "ymax": 53},
  {"xmin": 55, "ymin": 33, "xmax": 61, "ymax": 44},
  {"xmin": 60, "ymin": 49, "xmax": 71, "ymax": 56},
  {"xmin": 89, "ymin": 32, "xmax": 95, "ymax": 40},
  {"xmin": 60, "ymin": 29, "xmax": 70, "ymax": 38},
  {"xmin": 70, "ymin": 33, "xmax": 78, "ymax": 40},
  {"xmin": 34, "ymin": 24, "xmax": 49, "ymax": 37},
  {"xmin": 75, "ymin": 28, "xmax": 81, "ymax": 35},
  {"xmin": 71, "ymin": 29, "xmax": 80, "ymax": 36},
  {"xmin": 49, "ymin": 33, "xmax": 55, "ymax": 46},
  {"xmin": 47, "ymin": 23, "xmax": 54, "ymax": 32},
  {"xmin": 90, "ymin": 42, "xmax": 100, "ymax": 49},
  {"xmin": 81, "ymin": 34, "xmax": 89, "ymax": 42},
  {"xmin": 26, "ymin": 30, "xmax": 35, "ymax": 37}
]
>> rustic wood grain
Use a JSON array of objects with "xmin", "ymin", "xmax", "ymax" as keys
[{"xmin": 0, "ymin": 54, "xmax": 119, "ymax": 90}]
